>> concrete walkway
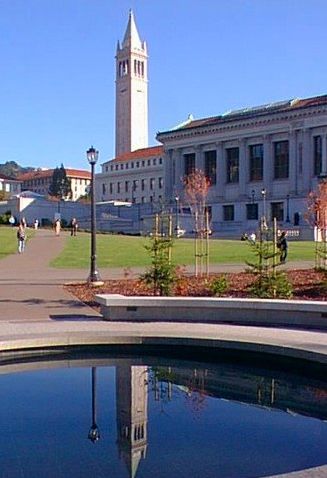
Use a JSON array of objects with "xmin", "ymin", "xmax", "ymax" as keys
[{"xmin": 0, "ymin": 228, "xmax": 317, "ymax": 322}]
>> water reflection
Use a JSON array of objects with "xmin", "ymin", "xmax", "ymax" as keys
[
  {"xmin": 88, "ymin": 367, "xmax": 100, "ymax": 443},
  {"xmin": 116, "ymin": 365, "xmax": 148, "ymax": 477},
  {"xmin": 0, "ymin": 355, "xmax": 326, "ymax": 478}
]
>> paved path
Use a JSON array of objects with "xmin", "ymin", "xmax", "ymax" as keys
[
  {"xmin": 0, "ymin": 228, "xmax": 315, "ymax": 323},
  {"xmin": 0, "ymin": 229, "xmax": 101, "ymax": 322}
]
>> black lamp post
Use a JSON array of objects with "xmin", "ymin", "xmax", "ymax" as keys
[
  {"xmin": 286, "ymin": 194, "xmax": 290, "ymax": 223},
  {"xmin": 251, "ymin": 189, "xmax": 255, "ymax": 204},
  {"xmin": 261, "ymin": 188, "xmax": 267, "ymax": 231},
  {"xmin": 86, "ymin": 146, "xmax": 103, "ymax": 285},
  {"xmin": 175, "ymin": 195, "xmax": 180, "ymax": 237},
  {"xmin": 88, "ymin": 367, "xmax": 100, "ymax": 443}
]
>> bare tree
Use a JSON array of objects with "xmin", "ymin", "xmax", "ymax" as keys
[
  {"xmin": 307, "ymin": 179, "xmax": 327, "ymax": 270},
  {"xmin": 183, "ymin": 169, "xmax": 211, "ymax": 276}
]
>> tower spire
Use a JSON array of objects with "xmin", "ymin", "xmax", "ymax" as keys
[
  {"xmin": 115, "ymin": 11, "xmax": 148, "ymax": 156},
  {"xmin": 122, "ymin": 9, "xmax": 142, "ymax": 50}
]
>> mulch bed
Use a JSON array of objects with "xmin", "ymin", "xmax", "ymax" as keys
[{"xmin": 65, "ymin": 269, "xmax": 326, "ymax": 312}]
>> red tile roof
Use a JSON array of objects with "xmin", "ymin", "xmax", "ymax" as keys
[
  {"xmin": 113, "ymin": 145, "xmax": 164, "ymax": 162},
  {"xmin": 66, "ymin": 169, "xmax": 91, "ymax": 179},
  {"xmin": 17, "ymin": 168, "xmax": 91, "ymax": 181}
]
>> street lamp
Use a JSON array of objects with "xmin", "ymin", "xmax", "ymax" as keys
[
  {"xmin": 175, "ymin": 196, "xmax": 180, "ymax": 237},
  {"xmin": 286, "ymin": 194, "xmax": 290, "ymax": 223},
  {"xmin": 86, "ymin": 146, "xmax": 103, "ymax": 285},
  {"xmin": 88, "ymin": 367, "xmax": 100, "ymax": 443},
  {"xmin": 261, "ymin": 188, "xmax": 267, "ymax": 231}
]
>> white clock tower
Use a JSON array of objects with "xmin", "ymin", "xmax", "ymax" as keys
[{"xmin": 115, "ymin": 10, "xmax": 149, "ymax": 157}]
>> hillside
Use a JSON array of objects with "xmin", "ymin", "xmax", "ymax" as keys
[{"xmin": 0, "ymin": 161, "xmax": 34, "ymax": 178}]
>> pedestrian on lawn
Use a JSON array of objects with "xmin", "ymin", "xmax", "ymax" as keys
[
  {"xmin": 70, "ymin": 217, "xmax": 78, "ymax": 236},
  {"xmin": 17, "ymin": 220, "xmax": 26, "ymax": 253},
  {"xmin": 277, "ymin": 231, "xmax": 288, "ymax": 263},
  {"xmin": 55, "ymin": 218, "xmax": 61, "ymax": 236}
]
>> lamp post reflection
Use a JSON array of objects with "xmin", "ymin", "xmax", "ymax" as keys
[{"xmin": 88, "ymin": 367, "xmax": 100, "ymax": 443}]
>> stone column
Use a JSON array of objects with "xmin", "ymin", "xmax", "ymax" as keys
[
  {"xmin": 174, "ymin": 148, "xmax": 183, "ymax": 193},
  {"xmin": 263, "ymin": 134, "xmax": 273, "ymax": 191},
  {"xmin": 216, "ymin": 141, "xmax": 224, "ymax": 200},
  {"xmin": 164, "ymin": 149, "xmax": 173, "ymax": 199},
  {"xmin": 239, "ymin": 138, "xmax": 247, "ymax": 197},
  {"xmin": 302, "ymin": 128, "xmax": 312, "ymax": 192},
  {"xmin": 288, "ymin": 130, "xmax": 297, "ymax": 194}
]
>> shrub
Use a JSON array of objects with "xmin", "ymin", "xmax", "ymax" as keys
[
  {"xmin": 0, "ymin": 210, "xmax": 12, "ymax": 225},
  {"xmin": 249, "ymin": 271, "xmax": 293, "ymax": 299},
  {"xmin": 141, "ymin": 235, "xmax": 176, "ymax": 296},
  {"xmin": 210, "ymin": 275, "xmax": 229, "ymax": 296}
]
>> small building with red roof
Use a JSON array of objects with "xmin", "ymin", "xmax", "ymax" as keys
[
  {"xmin": 96, "ymin": 145, "xmax": 164, "ymax": 205},
  {"xmin": 17, "ymin": 168, "xmax": 91, "ymax": 201}
]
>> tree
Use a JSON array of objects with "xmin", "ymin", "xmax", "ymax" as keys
[
  {"xmin": 141, "ymin": 229, "xmax": 176, "ymax": 296},
  {"xmin": 307, "ymin": 179, "xmax": 327, "ymax": 270},
  {"xmin": 183, "ymin": 169, "xmax": 211, "ymax": 276},
  {"xmin": 48, "ymin": 164, "xmax": 71, "ymax": 199}
]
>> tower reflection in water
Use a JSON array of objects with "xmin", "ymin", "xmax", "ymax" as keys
[
  {"xmin": 116, "ymin": 365, "xmax": 148, "ymax": 477},
  {"xmin": 87, "ymin": 361, "xmax": 326, "ymax": 478}
]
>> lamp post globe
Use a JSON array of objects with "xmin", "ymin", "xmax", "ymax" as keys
[{"xmin": 86, "ymin": 146, "xmax": 103, "ymax": 286}]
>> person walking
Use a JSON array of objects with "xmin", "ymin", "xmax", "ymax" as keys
[
  {"xmin": 70, "ymin": 217, "xmax": 78, "ymax": 236},
  {"xmin": 17, "ymin": 220, "xmax": 26, "ymax": 253},
  {"xmin": 277, "ymin": 231, "xmax": 288, "ymax": 263},
  {"xmin": 55, "ymin": 218, "xmax": 61, "ymax": 236}
]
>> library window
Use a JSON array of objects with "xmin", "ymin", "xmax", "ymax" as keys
[
  {"xmin": 223, "ymin": 205, "xmax": 234, "ymax": 221},
  {"xmin": 271, "ymin": 202, "xmax": 284, "ymax": 222},
  {"xmin": 249, "ymin": 144, "xmax": 263, "ymax": 181},
  {"xmin": 184, "ymin": 153, "xmax": 195, "ymax": 176},
  {"xmin": 246, "ymin": 203, "xmax": 258, "ymax": 220},
  {"xmin": 205, "ymin": 150, "xmax": 217, "ymax": 185},
  {"xmin": 313, "ymin": 136, "xmax": 322, "ymax": 176},
  {"xmin": 274, "ymin": 141, "xmax": 289, "ymax": 179},
  {"xmin": 226, "ymin": 148, "xmax": 239, "ymax": 183}
]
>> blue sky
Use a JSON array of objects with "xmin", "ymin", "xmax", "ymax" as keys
[{"xmin": 0, "ymin": 0, "xmax": 326, "ymax": 171}]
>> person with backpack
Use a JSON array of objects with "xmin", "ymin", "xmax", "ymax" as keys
[{"xmin": 17, "ymin": 220, "xmax": 26, "ymax": 253}]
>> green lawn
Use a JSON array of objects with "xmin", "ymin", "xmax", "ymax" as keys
[
  {"xmin": 0, "ymin": 225, "xmax": 34, "ymax": 257},
  {"xmin": 49, "ymin": 232, "xmax": 316, "ymax": 268},
  {"xmin": 0, "ymin": 226, "xmax": 19, "ymax": 257}
]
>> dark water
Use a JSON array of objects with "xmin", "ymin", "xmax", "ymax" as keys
[{"xmin": 0, "ymin": 352, "xmax": 326, "ymax": 478}]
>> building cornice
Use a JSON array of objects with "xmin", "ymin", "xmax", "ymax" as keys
[{"xmin": 157, "ymin": 104, "xmax": 327, "ymax": 143}]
